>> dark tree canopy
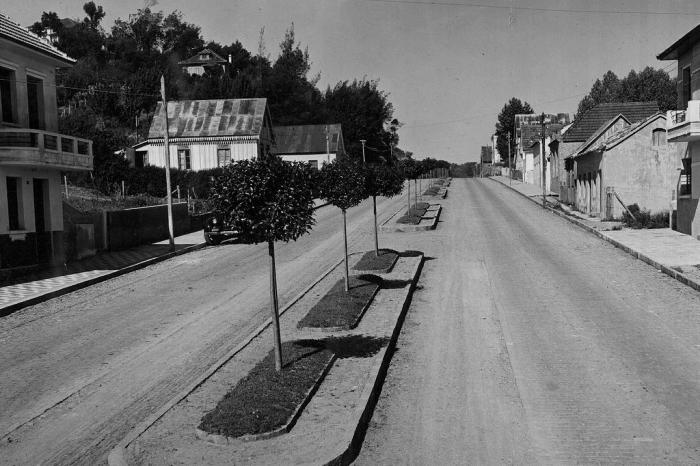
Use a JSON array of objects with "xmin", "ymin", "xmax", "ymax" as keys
[
  {"xmin": 364, "ymin": 164, "xmax": 404, "ymax": 198},
  {"xmin": 209, "ymin": 158, "xmax": 315, "ymax": 244},
  {"xmin": 495, "ymin": 97, "xmax": 533, "ymax": 166},
  {"xmin": 319, "ymin": 158, "xmax": 367, "ymax": 211},
  {"xmin": 576, "ymin": 67, "xmax": 677, "ymax": 118},
  {"xmin": 400, "ymin": 157, "xmax": 423, "ymax": 180}
]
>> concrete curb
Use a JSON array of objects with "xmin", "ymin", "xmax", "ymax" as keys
[
  {"xmin": 0, "ymin": 242, "xmax": 206, "ymax": 318},
  {"xmin": 107, "ymin": 256, "xmax": 347, "ymax": 466},
  {"xmin": 488, "ymin": 177, "xmax": 700, "ymax": 293},
  {"xmin": 194, "ymin": 354, "xmax": 339, "ymax": 444},
  {"xmin": 325, "ymin": 253, "xmax": 425, "ymax": 465}
]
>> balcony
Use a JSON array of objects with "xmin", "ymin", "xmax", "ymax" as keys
[
  {"xmin": 667, "ymin": 100, "xmax": 700, "ymax": 142},
  {"xmin": 0, "ymin": 128, "xmax": 93, "ymax": 170}
]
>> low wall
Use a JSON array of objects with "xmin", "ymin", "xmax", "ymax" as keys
[{"xmin": 106, "ymin": 203, "xmax": 191, "ymax": 250}]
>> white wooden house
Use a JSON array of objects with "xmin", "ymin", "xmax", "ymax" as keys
[
  {"xmin": 273, "ymin": 124, "xmax": 345, "ymax": 169},
  {"xmin": 133, "ymin": 98, "xmax": 275, "ymax": 171}
]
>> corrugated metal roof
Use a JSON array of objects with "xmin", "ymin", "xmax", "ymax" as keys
[
  {"xmin": 0, "ymin": 13, "xmax": 75, "ymax": 64},
  {"xmin": 177, "ymin": 48, "xmax": 228, "ymax": 66},
  {"xmin": 563, "ymin": 102, "xmax": 658, "ymax": 143},
  {"xmin": 273, "ymin": 124, "xmax": 343, "ymax": 154},
  {"xmin": 147, "ymin": 98, "xmax": 268, "ymax": 139}
]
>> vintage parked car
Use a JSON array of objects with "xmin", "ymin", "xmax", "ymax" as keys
[{"xmin": 203, "ymin": 213, "xmax": 238, "ymax": 245}]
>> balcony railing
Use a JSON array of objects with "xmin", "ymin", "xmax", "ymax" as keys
[
  {"xmin": 666, "ymin": 100, "xmax": 700, "ymax": 142},
  {"xmin": 0, "ymin": 128, "xmax": 93, "ymax": 170}
]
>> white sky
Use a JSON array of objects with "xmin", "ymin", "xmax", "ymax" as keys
[{"xmin": 6, "ymin": 0, "xmax": 700, "ymax": 163}]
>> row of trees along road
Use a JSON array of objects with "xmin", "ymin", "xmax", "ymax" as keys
[
  {"xmin": 208, "ymin": 157, "xmax": 407, "ymax": 371},
  {"xmin": 494, "ymin": 66, "xmax": 676, "ymax": 168},
  {"xmin": 29, "ymin": 2, "xmax": 400, "ymax": 194}
]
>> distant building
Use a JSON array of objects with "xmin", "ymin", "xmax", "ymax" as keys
[
  {"xmin": 133, "ymin": 98, "xmax": 275, "ymax": 171},
  {"xmin": 658, "ymin": 24, "xmax": 700, "ymax": 238},
  {"xmin": 273, "ymin": 124, "xmax": 345, "ymax": 169},
  {"xmin": 0, "ymin": 13, "xmax": 93, "ymax": 268},
  {"xmin": 178, "ymin": 48, "xmax": 228, "ymax": 76}
]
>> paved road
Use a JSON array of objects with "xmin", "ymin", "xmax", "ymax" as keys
[
  {"xmin": 0, "ymin": 194, "xmax": 405, "ymax": 465},
  {"xmin": 356, "ymin": 178, "xmax": 700, "ymax": 464}
]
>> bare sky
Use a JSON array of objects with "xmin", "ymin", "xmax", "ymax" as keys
[{"xmin": 7, "ymin": 0, "xmax": 700, "ymax": 163}]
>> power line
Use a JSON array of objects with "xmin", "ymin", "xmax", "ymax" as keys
[
  {"xmin": 0, "ymin": 77, "xmax": 160, "ymax": 98},
  {"xmin": 359, "ymin": 0, "xmax": 700, "ymax": 16}
]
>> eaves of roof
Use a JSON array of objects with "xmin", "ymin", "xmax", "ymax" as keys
[
  {"xmin": 657, "ymin": 24, "xmax": 700, "ymax": 61},
  {"xmin": 0, "ymin": 13, "xmax": 75, "ymax": 65}
]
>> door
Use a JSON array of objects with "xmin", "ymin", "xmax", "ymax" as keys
[{"xmin": 33, "ymin": 178, "xmax": 51, "ymax": 263}]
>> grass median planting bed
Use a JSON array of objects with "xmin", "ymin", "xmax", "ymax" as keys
[
  {"xmin": 199, "ymin": 341, "xmax": 334, "ymax": 439},
  {"xmin": 353, "ymin": 249, "xmax": 399, "ymax": 272},
  {"xmin": 397, "ymin": 203, "xmax": 430, "ymax": 224},
  {"xmin": 297, "ymin": 275, "xmax": 380, "ymax": 329}
]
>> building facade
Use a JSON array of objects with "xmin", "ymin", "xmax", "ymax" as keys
[
  {"xmin": 134, "ymin": 98, "xmax": 275, "ymax": 171},
  {"xmin": 658, "ymin": 25, "xmax": 700, "ymax": 238},
  {"xmin": 0, "ymin": 14, "xmax": 93, "ymax": 269},
  {"xmin": 273, "ymin": 124, "xmax": 345, "ymax": 168}
]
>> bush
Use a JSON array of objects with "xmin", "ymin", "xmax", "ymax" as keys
[{"xmin": 622, "ymin": 204, "xmax": 668, "ymax": 229}]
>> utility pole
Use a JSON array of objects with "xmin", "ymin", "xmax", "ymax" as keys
[
  {"xmin": 360, "ymin": 139, "xmax": 366, "ymax": 164},
  {"xmin": 540, "ymin": 112, "xmax": 547, "ymax": 209},
  {"xmin": 507, "ymin": 131, "xmax": 512, "ymax": 186},
  {"xmin": 161, "ymin": 75, "xmax": 175, "ymax": 250},
  {"xmin": 325, "ymin": 125, "xmax": 330, "ymax": 164}
]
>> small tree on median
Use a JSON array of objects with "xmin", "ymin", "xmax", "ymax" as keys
[
  {"xmin": 209, "ymin": 157, "xmax": 315, "ymax": 371},
  {"xmin": 318, "ymin": 157, "xmax": 367, "ymax": 292},
  {"xmin": 364, "ymin": 163, "xmax": 404, "ymax": 256},
  {"xmin": 400, "ymin": 158, "xmax": 423, "ymax": 211}
]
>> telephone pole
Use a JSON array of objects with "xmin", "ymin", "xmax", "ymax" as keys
[
  {"xmin": 160, "ymin": 75, "xmax": 175, "ymax": 250},
  {"xmin": 360, "ymin": 139, "xmax": 366, "ymax": 164},
  {"xmin": 507, "ymin": 131, "xmax": 512, "ymax": 186},
  {"xmin": 540, "ymin": 112, "xmax": 547, "ymax": 209}
]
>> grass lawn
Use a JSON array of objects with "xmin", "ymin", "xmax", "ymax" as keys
[
  {"xmin": 353, "ymin": 249, "xmax": 399, "ymax": 272},
  {"xmin": 199, "ymin": 341, "xmax": 334, "ymax": 439},
  {"xmin": 297, "ymin": 276, "xmax": 380, "ymax": 329}
]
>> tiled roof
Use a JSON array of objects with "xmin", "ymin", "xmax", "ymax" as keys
[
  {"xmin": 573, "ymin": 114, "xmax": 629, "ymax": 156},
  {"xmin": 273, "ymin": 124, "xmax": 343, "ymax": 155},
  {"xmin": 584, "ymin": 113, "xmax": 665, "ymax": 153},
  {"xmin": 178, "ymin": 48, "xmax": 227, "ymax": 66},
  {"xmin": 147, "ymin": 99, "xmax": 268, "ymax": 139},
  {"xmin": 0, "ymin": 13, "xmax": 75, "ymax": 64},
  {"xmin": 562, "ymin": 102, "xmax": 658, "ymax": 143}
]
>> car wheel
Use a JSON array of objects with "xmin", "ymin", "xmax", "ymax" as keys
[{"xmin": 204, "ymin": 232, "xmax": 222, "ymax": 246}]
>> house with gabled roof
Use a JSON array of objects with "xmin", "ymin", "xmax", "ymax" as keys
[
  {"xmin": 272, "ymin": 124, "xmax": 345, "ymax": 169},
  {"xmin": 560, "ymin": 102, "xmax": 660, "ymax": 206},
  {"xmin": 178, "ymin": 48, "xmax": 228, "ymax": 76},
  {"xmin": 133, "ymin": 98, "xmax": 275, "ymax": 171},
  {"xmin": 0, "ymin": 13, "xmax": 93, "ymax": 269},
  {"xmin": 570, "ymin": 112, "xmax": 684, "ymax": 218}
]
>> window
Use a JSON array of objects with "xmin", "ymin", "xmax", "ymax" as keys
[
  {"xmin": 6, "ymin": 177, "xmax": 22, "ymax": 230},
  {"xmin": 26, "ymin": 76, "xmax": 45, "ymax": 130},
  {"xmin": 178, "ymin": 148, "xmax": 191, "ymax": 170},
  {"xmin": 682, "ymin": 67, "xmax": 692, "ymax": 109},
  {"xmin": 680, "ymin": 158, "xmax": 692, "ymax": 197},
  {"xmin": 308, "ymin": 160, "xmax": 318, "ymax": 170},
  {"xmin": 135, "ymin": 151, "xmax": 147, "ymax": 168},
  {"xmin": 217, "ymin": 147, "xmax": 231, "ymax": 166},
  {"xmin": 0, "ymin": 67, "xmax": 16, "ymax": 124},
  {"xmin": 652, "ymin": 128, "xmax": 666, "ymax": 146}
]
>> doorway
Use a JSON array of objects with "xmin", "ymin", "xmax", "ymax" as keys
[{"xmin": 33, "ymin": 178, "xmax": 51, "ymax": 263}]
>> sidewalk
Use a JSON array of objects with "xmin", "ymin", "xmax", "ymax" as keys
[
  {"xmin": 0, "ymin": 229, "xmax": 205, "ymax": 316},
  {"xmin": 489, "ymin": 175, "xmax": 700, "ymax": 290}
]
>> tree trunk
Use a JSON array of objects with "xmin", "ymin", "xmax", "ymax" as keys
[
  {"xmin": 407, "ymin": 179, "xmax": 411, "ymax": 215},
  {"xmin": 343, "ymin": 209, "xmax": 350, "ymax": 292},
  {"xmin": 414, "ymin": 179, "xmax": 417, "ymax": 208},
  {"xmin": 373, "ymin": 195, "xmax": 379, "ymax": 256},
  {"xmin": 268, "ymin": 240, "xmax": 283, "ymax": 371}
]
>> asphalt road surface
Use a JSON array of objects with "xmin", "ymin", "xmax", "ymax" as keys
[
  {"xmin": 355, "ymin": 178, "xmax": 700, "ymax": 465},
  {"xmin": 0, "ymin": 194, "xmax": 406, "ymax": 465}
]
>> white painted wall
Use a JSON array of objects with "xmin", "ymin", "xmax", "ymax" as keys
[
  {"xmin": 279, "ymin": 152, "xmax": 336, "ymax": 167},
  {"xmin": 0, "ymin": 166, "xmax": 62, "ymax": 234},
  {"xmin": 144, "ymin": 140, "xmax": 260, "ymax": 170}
]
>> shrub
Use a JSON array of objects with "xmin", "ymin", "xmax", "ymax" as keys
[{"xmin": 622, "ymin": 204, "xmax": 668, "ymax": 229}]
